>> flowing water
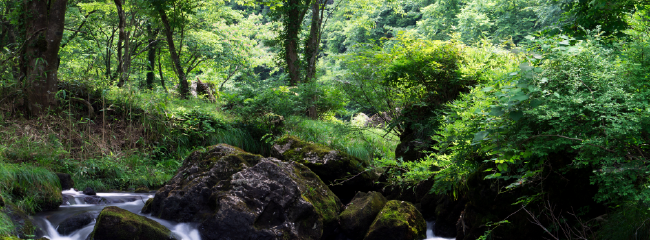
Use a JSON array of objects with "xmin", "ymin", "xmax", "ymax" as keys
[
  {"xmin": 33, "ymin": 189, "xmax": 450, "ymax": 240},
  {"xmin": 32, "ymin": 189, "xmax": 201, "ymax": 240}
]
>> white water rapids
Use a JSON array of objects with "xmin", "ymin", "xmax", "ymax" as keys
[{"xmin": 32, "ymin": 189, "xmax": 201, "ymax": 240}]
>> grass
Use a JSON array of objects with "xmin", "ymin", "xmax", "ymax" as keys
[
  {"xmin": 284, "ymin": 116, "xmax": 399, "ymax": 162},
  {"xmin": 0, "ymin": 162, "xmax": 61, "ymax": 214}
]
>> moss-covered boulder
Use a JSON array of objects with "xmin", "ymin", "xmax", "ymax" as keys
[
  {"xmin": 340, "ymin": 191, "xmax": 387, "ymax": 240},
  {"xmin": 199, "ymin": 158, "xmax": 342, "ymax": 240},
  {"xmin": 0, "ymin": 203, "xmax": 44, "ymax": 239},
  {"xmin": 147, "ymin": 144, "xmax": 343, "ymax": 240},
  {"xmin": 147, "ymin": 144, "xmax": 263, "ymax": 222},
  {"xmin": 89, "ymin": 206, "xmax": 175, "ymax": 240},
  {"xmin": 272, "ymin": 135, "xmax": 377, "ymax": 202},
  {"xmin": 141, "ymin": 198, "xmax": 153, "ymax": 214},
  {"xmin": 364, "ymin": 200, "xmax": 426, "ymax": 240}
]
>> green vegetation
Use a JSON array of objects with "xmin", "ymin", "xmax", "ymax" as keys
[{"xmin": 1, "ymin": 0, "xmax": 649, "ymax": 238}]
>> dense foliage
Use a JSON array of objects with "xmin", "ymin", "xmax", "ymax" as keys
[{"xmin": 1, "ymin": 0, "xmax": 650, "ymax": 238}]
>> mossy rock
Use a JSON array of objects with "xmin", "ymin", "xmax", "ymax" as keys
[
  {"xmin": 56, "ymin": 173, "xmax": 75, "ymax": 190},
  {"xmin": 364, "ymin": 200, "xmax": 426, "ymax": 240},
  {"xmin": 340, "ymin": 191, "xmax": 388, "ymax": 240},
  {"xmin": 134, "ymin": 187, "xmax": 149, "ymax": 193},
  {"xmin": 89, "ymin": 206, "xmax": 176, "ymax": 240},
  {"xmin": 198, "ymin": 158, "xmax": 342, "ymax": 240},
  {"xmin": 141, "ymin": 198, "xmax": 153, "ymax": 214},
  {"xmin": 148, "ymin": 144, "xmax": 263, "ymax": 222},
  {"xmin": 0, "ymin": 203, "xmax": 43, "ymax": 239},
  {"xmin": 272, "ymin": 135, "xmax": 377, "ymax": 202}
]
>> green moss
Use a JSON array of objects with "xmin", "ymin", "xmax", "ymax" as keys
[
  {"xmin": 91, "ymin": 206, "xmax": 175, "ymax": 240},
  {"xmin": 282, "ymin": 161, "xmax": 341, "ymax": 236},
  {"xmin": 339, "ymin": 192, "xmax": 388, "ymax": 240},
  {"xmin": 365, "ymin": 200, "xmax": 426, "ymax": 240},
  {"xmin": 0, "ymin": 203, "xmax": 37, "ymax": 238}
]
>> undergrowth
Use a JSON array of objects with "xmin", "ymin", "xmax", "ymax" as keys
[{"xmin": 284, "ymin": 116, "xmax": 398, "ymax": 162}]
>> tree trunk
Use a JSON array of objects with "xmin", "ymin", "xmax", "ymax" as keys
[
  {"xmin": 158, "ymin": 48, "xmax": 167, "ymax": 91},
  {"xmin": 304, "ymin": 0, "xmax": 324, "ymax": 83},
  {"xmin": 146, "ymin": 25, "xmax": 157, "ymax": 90},
  {"xmin": 21, "ymin": 0, "xmax": 68, "ymax": 116},
  {"xmin": 283, "ymin": 0, "xmax": 311, "ymax": 86},
  {"xmin": 115, "ymin": 0, "xmax": 128, "ymax": 87},
  {"xmin": 159, "ymin": 9, "xmax": 189, "ymax": 98}
]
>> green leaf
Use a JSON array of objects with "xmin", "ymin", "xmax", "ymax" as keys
[
  {"xmin": 512, "ymin": 93, "xmax": 529, "ymax": 101},
  {"xmin": 489, "ymin": 107, "xmax": 504, "ymax": 116},
  {"xmin": 509, "ymin": 110, "xmax": 524, "ymax": 121},
  {"xmin": 473, "ymin": 131, "xmax": 489, "ymax": 143},
  {"xmin": 529, "ymin": 99, "xmax": 543, "ymax": 108},
  {"xmin": 497, "ymin": 163, "xmax": 508, "ymax": 172}
]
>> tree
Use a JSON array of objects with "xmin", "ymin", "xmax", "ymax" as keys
[{"xmin": 20, "ymin": 0, "xmax": 68, "ymax": 115}]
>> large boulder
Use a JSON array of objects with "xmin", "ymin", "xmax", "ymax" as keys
[
  {"xmin": 148, "ymin": 144, "xmax": 263, "ymax": 222},
  {"xmin": 339, "ymin": 191, "xmax": 387, "ymax": 240},
  {"xmin": 146, "ymin": 144, "xmax": 343, "ymax": 240},
  {"xmin": 89, "ymin": 206, "xmax": 176, "ymax": 240},
  {"xmin": 272, "ymin": 136, "xmax": 377, "ymax": 203},
  {"xmin": 364, "ymin": 200, "xmax": 426, "ymax": 240},
  {"xmin": 56, "ymin": 173, "xmax": 74, "ymax": 190},
  {"xmin": 57, "ymin": 212, "xmax": 94, "ymax": 235}
]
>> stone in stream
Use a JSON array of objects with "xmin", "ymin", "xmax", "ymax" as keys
[
  {"xmin": 57, "ymin": 212, "xmax": 94, "ymax": 235},
  {"xmin": 146, "ymin": 144, "xmax": 343, "ymax": 240},
  {"xmin": 88, "ymin": 206, "xmax": 176, "ymax": 240},
  {"xmin": 363, "ymin": 200, "xmax": 426, "ymax": 240},
  {"xmin": 339, "ymin": 191, "xmax": 388, "ymax": 240},
  {"xmin": 56, "ymin": 173, "xmax": 75, "ymax": 190},
  {"xmin": 271, "ymin": 135, "xmax": 378, "ymax": 203},
  {"xmin": 83, "ymin": 187, "xmax": 96, "ymax": 195},
  {"xmin": 83, "ymin": 196, "xmax": 106, "ymax": 204}
]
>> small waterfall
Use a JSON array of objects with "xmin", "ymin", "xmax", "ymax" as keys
[
  {"xmin": 34, "ymin": 190, "xmax": 201, "ymax": 240},
  {"xmin": 424, "ymin": 221, "xmax": 454, "ymax": 240}
]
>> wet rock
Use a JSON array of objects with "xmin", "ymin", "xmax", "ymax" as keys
[
  {"xmin": 56, "ymin": 173, "xmax": 75, "ymax": 190},
  {"xmin": 84, "ymin": 196, "xmax": 106, "ymax": 205},
  {"xmin": 147, "ymin": 144, "xmax": 343, "ymax": 240},
  {"xmin": 272, "ymin": 136, "xmax": 377, "ymax": 203},
  {"xmin": 89, "ymin": 206, "xmax": 176, "ymax": 240},
  {"xmin": 340, "ymin": 191, "xmax": 387, "ymax": 240},
  {"xmin": 364, "ymin": 200, "xmax": 426, "ymax": 240},
  {"xmin": 83, "ymin": 187, "xmax": 96, "ymax": 196},
  {"xmin": 57, "ymin": 212, "xmax": 94, "ymax": 235},
  {"xmin": 141, "ymin": 198, "xmax": 153, "ymax": 214}
]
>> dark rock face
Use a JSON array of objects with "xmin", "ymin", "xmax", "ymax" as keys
[
  {"xmin": 339, "ymin": 191, "xmax": 387, "ymax": 240},
  {"xmin": 57, "ymin": 212, "xmax": 94, "ymax": 235},
  {"xmin": 364, "ymin": 200, "xmax": 426, "ymax": 240},
  {"xmin": 56, "ymin": 173, "xmax": 75, "ymax": 190},
  {"xmin": 89, "ymin": 206, "xmax": 175, "ymax": 240},
  {"xmin": 199, "ymin": 158, "xmax": 342, "ymax": 240},
  {"xmin": 146, "ymin": 144, "xmax": 343, "ymax": 240},
  {"xmin": 272, "ymin": 136, "xmax": 377, "ymax": 203},
  {"xmin": 148, "ymin": 144, "xmax": 263, "ymax": 222},
  {"xmin": 83, "ymin": 187, "xmax": 96, "ymax": 196}
]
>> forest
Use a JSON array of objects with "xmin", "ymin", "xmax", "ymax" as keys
[{"xmin": 0, "ymin": 0, "xmax": 649, "ymax": 239}]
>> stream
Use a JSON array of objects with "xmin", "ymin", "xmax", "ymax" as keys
[{"xmin": 32, "ymin": 189, "xmax": 451, "ymax": 240}]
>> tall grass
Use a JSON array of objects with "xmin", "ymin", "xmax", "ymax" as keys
[
  {"xmin": 284, "ymin": 116, "xmax": 398, "ymax": 162},
  {"xmin": 0, "ymin": 163, "xmax": 61, "ymax": 214}
]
